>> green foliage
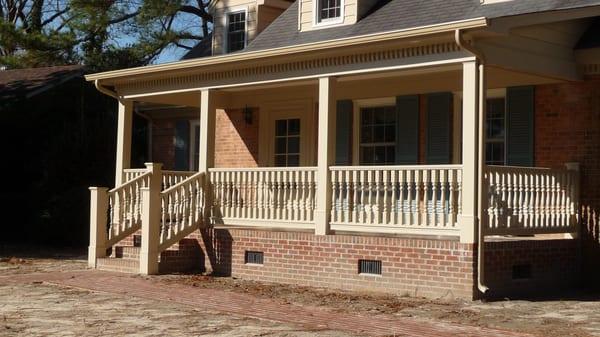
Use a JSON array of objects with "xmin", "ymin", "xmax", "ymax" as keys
[{"xmin": 0, "ymin": 0, "xmax": 212, "ymax": 71}]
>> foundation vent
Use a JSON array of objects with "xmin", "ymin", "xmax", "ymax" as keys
[
  {"xmin": 245, "ymin": 251, "xmax": 264, "ymax": 265},
  {"xmin": 359, "ymin": 259, "xmax": 382, "ymax": 275}
]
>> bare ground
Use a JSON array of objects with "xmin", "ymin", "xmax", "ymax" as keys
[{"xmin": 1, "ymin": 253, "xmax": 600, "ymax": 337}]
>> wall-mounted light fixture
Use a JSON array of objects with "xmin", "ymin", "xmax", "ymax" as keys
[{"xmin": 243, "ymin": 105, "xmax": 253, "ymax": 125}]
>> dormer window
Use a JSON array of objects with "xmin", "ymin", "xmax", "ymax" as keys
[
  {"xmin": 226, "ymin": 11, "xmax": 247, "ymax": 53},
  {"xmin": 315, "ymin": 0, "xmax": 344, "ymax": 25}
]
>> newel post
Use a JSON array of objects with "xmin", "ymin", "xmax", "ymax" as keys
[
  {"xmin": 315, "ymin": 76, "xmax": 337, "ymax": 235},
  {"xmin": 565, "ymin": 162, "xmax": 581, "ymax": 237},
  {"xmin": 88, "ymin": 187, "xmax": 109, "ymax": 268},
  {"xmin": 140, "ymin": 163, "xmax": 162, "ymax": 275}
]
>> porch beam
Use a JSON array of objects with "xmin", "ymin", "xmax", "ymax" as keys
[
  {"xmin": 115, "ymin": 100, "xmax": 133, "ymax": 186},
  {"xmin": 315, "ymin": 77, "xmax": 337, "ymax": 236},
  {"xmin": 458, "ymin": 60, "xmax": 480, "ymax": 244}
]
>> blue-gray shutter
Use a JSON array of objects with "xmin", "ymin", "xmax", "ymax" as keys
[
  {"xmin": 395, "ymin": 95, "xmax": 420, "ymax": 164},
  {"xmin": 174, "ymin": 120, "xmax": 189, "ymax": 170},
  {"xmin": 507, "ymin": 86, "xmax": 535, "ymax": 167},
  {"xmin": 426, "ymin": 92, "xmax": 452, "ymax": 164},
  {"xmin": 335, "ymin": 100, "xmax": 353, "ymax": 165}
]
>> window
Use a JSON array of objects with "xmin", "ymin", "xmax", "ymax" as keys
[
  {"xmin": 274, "ymin": 118, "xmax": 300, "ymax": 167},
  {"xmin": 359, "ymin": 106, "xmax": 396, "ymax": 165},
  {"xmin": 190, "ymin": 121, "xmax": 200, "ymax": 171},
  {"xmin": 226, "ymin": 11, "xmax": 246, "ymax": 53},
  {"xmin": 486, "ymin": 98, "xmax": 506, "ymax": 165},
  {"xmin": 317, "ymin": 0, "xmax": 342, "ymax": 23}
]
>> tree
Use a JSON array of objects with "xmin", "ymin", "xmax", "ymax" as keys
[{"xmin": 0, "ymin": 0, "xmax": 213, "ymax": 70}]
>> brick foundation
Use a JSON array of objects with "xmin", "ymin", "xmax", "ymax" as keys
[{"xmin": 483, "ymin": 238, "xmax": 580, "ymax": 297}]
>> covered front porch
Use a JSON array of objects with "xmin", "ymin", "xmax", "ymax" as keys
[{"xmin": 96, "ymin": 60, "xmax": 580, "ymax": 251}]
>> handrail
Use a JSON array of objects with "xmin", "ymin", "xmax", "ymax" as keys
[
  {"xmin": 110, "ymin": 171, "xmax": 152, "ymax": 194},
  {"xmin": 161, "ymin": 172, "xmax": 204, "ymax": 194},
  {"xmin": 331, "ymin": 164, "xmax": 462, "ymax": 171},
  {"xmin": 209, "ymin": 167, "xmax": 317, "ymax": 172}
]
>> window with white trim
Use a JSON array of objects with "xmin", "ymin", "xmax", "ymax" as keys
[
  {"xmin": 274, "ymin": 118, "xmax": 301, "ymax": 167},
  {"xmin": 359, "ymin": 106, "xmax": 396, "ymax": 165},
  {"xmin": 226, "ymin": 11, "xmax": 246, "ymax": 53},
  {"xmin": 317, "ymin": 0, "xmax": 342, "ymax": 23},
  {"xmin": 485, "ymin": 98, "xmax": 506, "ymax": 165}
]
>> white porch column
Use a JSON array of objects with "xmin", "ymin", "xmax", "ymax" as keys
[
  {"xmin": 199, "ymin": 90, "xmax": 216, "ymax": 225},
  {"xmin": 199, "ymin": 90, "xmax": 216, "ymax": 173},
  {"xmin": 315, "ymin": 77, "xmax": 337, "ymax": 235},
  {"xmin": 88, "ymin": 187, "xmax": 108, "ymax": 268},
  {"xmin": 115, "ymin": 100, "xmax": 133, "ymax": 186},
  {"xmin": 459, "ymin": 60, "xmax": 479, "ymax": 243},
  {"xmin": 140, "ymin": 162, "xmax": 162, "ymax": 275}
]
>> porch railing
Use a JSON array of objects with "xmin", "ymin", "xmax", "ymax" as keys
[
  {"xmin": 162, "ymin": 170, "xmax": 195, "ymax": 190},
  {"xmin": 483, "ymin": 165, "xmax": 579, "ymax": 235},
  {"xmin": 107, "ymin": 171, "xmax": 152, "ymax": 246},
  {"xmin": 208, "ymin": 167, "xmax": 317, "ymax": 228},
  {"xmin": 123, "ymin": 168, "xmax": 147, "ymax": 183},
  {"xmin": 159, "ymin": 172, "xmax": 205, "ymax": 252},
  {"xmin": 329, "ymin": 165, "xmax": 462, "ymax": 234}
]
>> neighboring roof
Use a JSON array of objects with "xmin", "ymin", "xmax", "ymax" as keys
[
  {"xmin": 0, "ymin": 65, "xmax": 84, "ymax": 101},
  {"xmin": 246, "ymin": 0, "xmax": 600, "ymax": 52},
  {"xmin": 181, "ymin": 33, "xmax": 213, "ymax": 60}
]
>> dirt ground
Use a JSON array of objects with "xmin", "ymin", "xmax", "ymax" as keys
[{"xmin": 1, "ymin": 252, "xmax": 600, "ymax": 337}]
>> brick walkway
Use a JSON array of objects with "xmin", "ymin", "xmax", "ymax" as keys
[{"xmin": 0, "ymin": 270, "xmax": 533, "ymax": 337}]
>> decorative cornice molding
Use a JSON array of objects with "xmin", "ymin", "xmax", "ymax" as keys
[{"xmin": 117, "ymin": 42, "xmax": 463, "ymax": 94}]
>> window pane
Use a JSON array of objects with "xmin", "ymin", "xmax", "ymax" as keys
[
  {"xmin": 384, "ymin": 125, "xmax": 395, "ymax": 142},
  {"xmin": 374, "ymin": 146, "xmax": 386, "ymax": 164},
  {"xmin": 359, "ymin": 105, "xmax": 397, "ymax": 165},
  {"xmin": 361, "ymin": 126, "xmax": 372, "ymax": 143},
  {"xmin": 275, "ymin": 120, "xmax": 287, "ymax": 136},
  {"xmin": 386, "ymin": 146, "xmax": 395, "ymax": 164},
  {"xmin": 373, "ymin": 125, "xmax": 385, "ymax": 142},
  {"xmin": 485, "ymin": 98, "xmax": 506, "ymax": 165},
  {"xmin": 275, "ymin": 155, "xmax": 286, "ymax": 167},
  {"xmin": 275, "ymin": 137, "xmax": 286, "ymax": 154},
  {"xmin": 288, "ymin": 136, "xmax": 300, "ymax": 154},
  {"xmin": 287, "ymin": 155, "xmax": 300, "ymax": 167},
  {"xmin": 288, "ymin": 119, "xmax": 300, "ymax": 135}
]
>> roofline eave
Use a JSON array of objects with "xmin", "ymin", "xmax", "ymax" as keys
[{"xmin": 85, "ymin": 17, "xmax": 489, "ymax": 85}]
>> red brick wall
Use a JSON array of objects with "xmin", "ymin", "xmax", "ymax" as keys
[
  {"xmin": 214, "ymin": 108, "xmax": 259, "ymax": 168},
  {"xmin": 484, "ymin": 239, "xmax": 579, "ymax": 296},
  {"xmin": 189, "ymin": 228, "xmax": 476, "ymax": 299},
  {"xmin": 535, "ymin": 76, "xmax": 600, "ymax": 285}
]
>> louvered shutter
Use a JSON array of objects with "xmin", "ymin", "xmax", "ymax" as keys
[
  {"xmin": 174, "ymin": 120, "xmax": 190, "ymax": 170},
  {"xmin": 395, "ymin": 95, "xmax": 420, "ymax": 164},
  {"xmin": 506, "ymin": 86, "xmax": 535, "ymax": 167},
  {"xmin": 426, "ymin": 92, "xmax": 452, "ymax": 164},
  {"xmin": 335, "ymin": 100, "xmax": 353, "ymax": 165}
]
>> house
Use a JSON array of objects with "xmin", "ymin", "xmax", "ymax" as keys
[{"xmin": 85, "ymin": 0, "xmax": 600, "ymax": 299}]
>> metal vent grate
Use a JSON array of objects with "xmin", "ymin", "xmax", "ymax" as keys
[
  {"xmin": 512, "ymin": 264, "xmax": 532, "ymax": 280},
  {"xmin": 359, "ymin": 259, "xmax": 382, "ymax": 275},
  {"xmin": 245, "ymin": 251, "xmax": 264, "ymax": 265}
]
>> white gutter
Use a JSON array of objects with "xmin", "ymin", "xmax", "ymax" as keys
[
  {"xmin": 94, "ymin": 79, "xmax": 120, "ymax": 100},
  {"xmin": 455, "ymin": 29, "xmax": 489, "ymax": 295}
]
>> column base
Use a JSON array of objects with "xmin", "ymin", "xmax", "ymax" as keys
[
  {"xmin": 88, "ymin": 245, "xmax": 106, "ymax": 268},
  {"xmin": 314, "ymin": 210, "xmax": 330, "ymax": 236},
  {"xmin": 458, "ymin": 214, "xmax": 477, "ymax": 244},
  {"xmin": 139, "ymin": 252, "xmax": 159, "ymax": 275}
]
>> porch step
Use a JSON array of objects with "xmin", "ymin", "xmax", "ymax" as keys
[
  {"xmin": 96, "ymin": 257, "xmax": 139, "ymax": 273},
  {"xmin": 96, "ymin": 238, "xmax": 204, "ymax": 274},
  {"xmin": 111, "ymin": 246, "xmax": 140, "ymax": 260}
]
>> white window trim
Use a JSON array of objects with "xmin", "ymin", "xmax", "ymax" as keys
[
  {"xmin": 222, "ymin": 6, "xmax": 249, "ymax": 54},
  {"xmin": 189, "ymin": 119, "xmax": 200, "ymax": 171},
  {"xmin": 312, "ymin": 0, "xmax": 345, "ymax": 28},
  {"xmin": 352, "ymin": 97, "xmax": 396, "ymax": 165}
]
